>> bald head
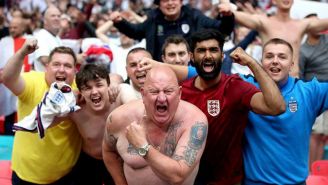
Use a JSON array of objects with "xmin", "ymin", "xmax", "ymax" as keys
[
  {"xmin": 9, "ymin": 17, "xmax": 25, "ymax": 38},
  {"xmin": 44, "ymin": 6, "xmax": 61, "ymax": 35},
  {"xmin": 142, "ymin": 66, "xmax": 181, "ymax": 126},
  {"xmin": 145, "ymin": 66, "xmax": 179, "ymax": 87}
]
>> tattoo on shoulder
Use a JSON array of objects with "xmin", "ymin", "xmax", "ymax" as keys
[
  {"xmin": 107, "ymin": 133, "xmax": 118, "ymax": 149},
  {"xmin": 174, "ymin": 121, "xmax": 208, "ymax": 166},
  {"xmin": 108, "ymin": 115, "xmax": 112, "ymax": 123}
]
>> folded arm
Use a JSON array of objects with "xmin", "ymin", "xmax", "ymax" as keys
[{"xmin": 126, "ymin": 116, "xmax": 208, "ymax": 184}]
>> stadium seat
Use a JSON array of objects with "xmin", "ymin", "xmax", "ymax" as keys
[
  {"xmin": 0, "ymin": 160, "xmax": 11, "ymax": 185},
  {"xmin": 306, "ymin": 175, "xmax": 328, "ymax": 185},
  {"xmin": 312, "ymin": 160, "xmax": 328, "ymax": 176}
]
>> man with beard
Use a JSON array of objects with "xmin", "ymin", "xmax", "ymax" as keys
[{"xmin": 138, "ymin": 29, "xmax": 285, "ymax": 185}]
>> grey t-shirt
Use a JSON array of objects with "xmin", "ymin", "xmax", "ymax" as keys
[{"xmin": 300, "ymin": 34, "xmax": 328, "ymax": 81}]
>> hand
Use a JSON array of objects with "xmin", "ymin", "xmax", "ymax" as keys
[
  {"xmin": 126, "ymin": 121, "xmax": 148, "ymax": 148},
  {"xmin": 108, "ymin": 83, "xmax": 120, "ymax": 103},
  {"xmin": 230, "ymin": 47, "xmax": 255, "ymax": 66},
  {"xmin": 236, "ymin": 2, "xmax": 265, "ymax": 15},
  {"xmin": 75, "ymin": 91, "xmax": 86, "ymax": 105},
  {"xmin": 109, "ymin": 11, "xmax": 123, "ymax": 23},
  {"xmin": 217, "ymin": 2, "xmax": 234, "ymax": 16},
  {"xmin": 21, "ymin": 38, "xmax": 38, "ymax": 56},
  {"xmin": 138, "ymin": 57, "xmax": 161, "ymax": 73}
]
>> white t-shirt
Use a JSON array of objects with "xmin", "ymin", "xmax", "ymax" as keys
[
  {"xmin": 110, "ymin": 39, "xmax": 146, "ymax": 81},
  {"xmin": 33, "ymin": 29, "xmax": 62, "ymax": 71}
]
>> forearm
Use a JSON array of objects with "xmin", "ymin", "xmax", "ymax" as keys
[
  {"xmin": 113, "ymin": 20, "xmax": 145, "ymax": 40},
  {"xmin": 234, "ymin": 11, "xmax": 259, "ymax": 29},
  {"xmin": 95, "ymin": 21, "xmax": 113, "ymax": 43},
  {"xmin": 218, "ymin": 13, "xmax": 235, "ymax": 37},
  {"xmin": 156, "ymin": 63, "xmax": 189, "ymax": 82},
  {"xmin": 308, "ymin": 18, "xmax": 328, "ymax": 33},
  {"xmin": 3, "ymin": 49, "xmax": 26, "ymax": 93},
  {"xmin": 3, "ymin": 49, "xmax": 25, "ymax": 80},
  {"xmin": 145, "ymin": 147, "xmax": 188, "ymax": 185}
]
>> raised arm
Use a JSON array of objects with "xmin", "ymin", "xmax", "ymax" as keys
[
  {"xmin": 103, "ymin": 114, "xmax": 128, "ymax": 185},
  {"xmin": 233, "ymin": 8, "xmax": 263, "ymax": 30},
  {"xmin": 306, "ymin": 18, "xmax": 328, "ymax": 34},
  {"xmin": 230, "ymin": 47, "xmax": 285, "ymax": 115},
  {"xmin": 126, "ymin": 112, "xmax": 208, "ymax": 184},
  {"xmin": 95, "ymin": 20, "xmax": 113, "ymax": 44},
  {"xmin": 138, "ymin": 58, "xmax": 189, "ymax": 82},
  {"xmin": 109, "ymin": 11, "xmax": 146, "ymax": 40},
  {"xmin": 3, "ymin": 39, "xmax": 38, "ymax": 95}
]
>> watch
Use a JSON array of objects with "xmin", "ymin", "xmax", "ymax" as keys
[{"xmin": 137, "ymin": 143, "xmax": 151, "ymax": 157}]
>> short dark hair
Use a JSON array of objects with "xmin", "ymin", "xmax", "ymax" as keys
[
  {"xmin": 161, "ymin": 35, "xmax": 190, "ymax": 55},
  {"xmin": 263, "ymin": 38, "xmax": 293, "ymax": 56},
  {"xmin": 189, "ymin": 29, "xmax": 225, "ymax": 53},
  {"xmin": 49, "ymin": 46, "xmax": 77, "ymax": 64},
  {"xmin": 126, "ymin": 47, "xmax": 152, "ymax": 63},
  {"xmin": 76, "ymin": 63, "xmax": 110, "ymax": 91}
]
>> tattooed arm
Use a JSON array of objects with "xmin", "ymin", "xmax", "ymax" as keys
[
  {"xmin": 143, "ymin": 113, "xmax": 208, "ymax": 184},
  {"xmin": 102, "ymin": 114, "xmax": 128, "ymax": 185}
]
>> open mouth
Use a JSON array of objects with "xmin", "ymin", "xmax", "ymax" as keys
[
  {"xmin": 269, "ymin": 67, "xmax": 281, "ymax": 73},
  {"xmin": 91, "ymin": 96, "xmax": 102, "ymax": 105},
  {"xmin": 167, "ymin": 7, "xmax": 176, "ymax": 12},
  {"xmin": 136, "ymin": 73, "xmax": 146, "ymax": 83},
  {"xmin": 156, "ymin": 105, "xmax": 167, "ymax": 113},
  {"xmin": 56, "ymin": 76, "xmax": 66, "ymax": 82},
  {"xmin": 202, "ymin": 62, "xmax": 215, "ymax": 72}
]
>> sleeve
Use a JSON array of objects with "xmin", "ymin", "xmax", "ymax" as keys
[
  {"xmin": 113, "ymin": 19, "xmax": 147, "ymax": 40},
  {"xmin": 193, "ymin": 8, "xmax": 234, "ymax": 37},
  {"xmin": 311, "ymin": 78, "xmax": 328, "ymax": 115},
  {"xmin": 187, "ymin": 65, "xmax": 198, "ymax": 79},
  {"xmin": 234, "ymin": 75, "xmax": 261, "ymax": 108},
  {"xmin": 216, "ymin": 14, "xmax": 235, "ymax": 37}
]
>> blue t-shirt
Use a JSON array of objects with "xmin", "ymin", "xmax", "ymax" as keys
[
  {"xmin": 242, "ymin": 75, "xmax": 328, "ymax": 184},
  {"xmin": 187, "ymin": 65, "xmax": 197, "ymax": 79}
]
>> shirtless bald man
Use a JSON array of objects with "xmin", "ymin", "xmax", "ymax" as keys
[{"xmin": 102, "ymin": 66, "xmax": 208, "ymax": 185}]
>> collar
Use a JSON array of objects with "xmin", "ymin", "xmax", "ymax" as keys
[{"xmin": 279, "ymin": 76, "xmax": 296, "ymax": 95}]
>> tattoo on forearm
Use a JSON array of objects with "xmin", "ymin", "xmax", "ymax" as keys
[
  {"xmin": 127, "ymin": 144, "xmax": 138, "ymax": 155},
  {"xmin": 163, "ymin": 122, "xmax": 181, "ymax": 156},
  {"xmin": 174, "ymin": 121, "xmax": 207, "ymax": 166}
]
